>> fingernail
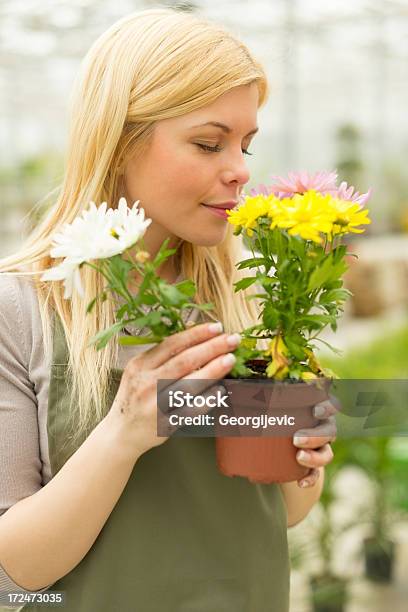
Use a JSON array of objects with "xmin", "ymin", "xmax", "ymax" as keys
[
  {"xmin": 314, "ymin": 404, "xmax": 326, "ymax": 418},
  {"xmin": 300, "ymin": 480, "xmax": 310, "ymax": 488},
  {"xmin": 297, "ymin": 450, "xmax": 309, "ymax": 462},
  {"xmin": 208, "ymin": 321, "xmax": 223, "ymax": 334},
  {"xmin": 294, "ymin": 436, "xmax": 308, "ymax": 446},
  {"xmin": 227, "ymin": 333, "xmax": 241, "ymax": 347},
  {"xmin": 222, "ymin": 353, "xmax": 236, "ymax": 367}
]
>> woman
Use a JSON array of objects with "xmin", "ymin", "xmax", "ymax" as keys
[{"xmin": 0, "ymin": 8, "xmax": 336, "ymax": 611}]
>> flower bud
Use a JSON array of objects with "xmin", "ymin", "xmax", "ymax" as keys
[{"xmin": 135, "ymin": 250, "xmax": 150, "ymax": 263}]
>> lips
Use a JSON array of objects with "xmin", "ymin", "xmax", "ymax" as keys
[
  {"xmin": 201, "ymin": 203, "xmax": 236, "ymax": 210},
  {"xmin": 200, "ymin": 204, "xmax": 231, "ymax": 220}
]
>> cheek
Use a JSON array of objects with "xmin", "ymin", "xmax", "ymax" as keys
[{"xmin": 155, "ymin": 147, "xmax": 212, "ymax": 197}]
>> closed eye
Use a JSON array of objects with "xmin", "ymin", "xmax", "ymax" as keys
[{"xmin": 196, "ymin": 143, "xmax": 253, "ymax": 156}]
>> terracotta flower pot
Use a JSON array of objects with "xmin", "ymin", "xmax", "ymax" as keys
[{"xmin": 215, "ymin": 362, "xmax": 331, "ymax": 484}]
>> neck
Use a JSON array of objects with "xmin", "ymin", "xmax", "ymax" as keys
[{"xmin": 129, "ymin": 230, "xmax": 183, "ymax": 288}]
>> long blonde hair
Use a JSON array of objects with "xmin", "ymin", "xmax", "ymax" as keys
[{"xmin": 0, "ymin": 8, "xmax": 269, "ymax": 444}]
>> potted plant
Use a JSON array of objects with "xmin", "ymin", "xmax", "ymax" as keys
[
  {"xmin": 288, "ymin": 457, "xmax": 353, "ymax": 612},
  {"xmin": 41, "ymin": 178, "xmax": 372, "ymax": 487},
  {"xmin": 308, "ymin": 491, "xmax": 350, "ymax": 612},
  {"xmin": 215, "ymin": 170, "xmax": 372, "ymax": 483},
  {"xmin": 328, "ymin": 436, "xmax": 398, "ymax": 582},
  {"xmin": 361, "ymin": 437, "xmax": 404, "ymax": 582}
]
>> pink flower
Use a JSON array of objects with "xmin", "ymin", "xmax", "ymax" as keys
[
  {"xmin": 268, "ymin": 170, "xmax": 339, "ymax": 198},
  {"xmin": 249, "ymin": 183, "xmax": 272, "ymax": 197},
  {"xmin": 336, "ymin": 181, "xmax": 372, "ymax": 207},
  {"xmin": 248, "ymin": 170, "xmax": 372, "ymax": 208}
]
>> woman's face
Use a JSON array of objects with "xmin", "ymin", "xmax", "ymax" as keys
[{"xmin": 123, "ymin": 82, "xmax": 259, "ymax": 256}]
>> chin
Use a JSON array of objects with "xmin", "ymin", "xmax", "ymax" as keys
[{"xmin": 194, "ymin": 233, "xmax": 227, "ymax": 247}]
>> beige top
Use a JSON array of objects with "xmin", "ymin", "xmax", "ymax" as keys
[{"xmin": 0, "ymin": 271, "xmax": 200, "ymax": 599}]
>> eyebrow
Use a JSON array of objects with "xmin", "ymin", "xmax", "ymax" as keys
[{"xmin": 189, "ymin": 121, "xmax": 259, "ymax": 137}]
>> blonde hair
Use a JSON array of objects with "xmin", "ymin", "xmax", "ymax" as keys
[{"xmin": 0, "ymin": 7, "xmax": 269, "ymax": 445}]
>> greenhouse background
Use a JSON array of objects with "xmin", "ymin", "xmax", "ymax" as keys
[{"xmin": 0, "ymin": 1, "xmax": 407, "ymax": 611}]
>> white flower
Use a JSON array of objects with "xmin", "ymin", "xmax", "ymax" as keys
[
  {"xmin": 49, "ymin": 201, "xmax": 123, "ymax": 261},
  {"xmin": 40, "ymin": 198, "xmax": 152, "ymax": 299},
  {"xmin": 41, "ymin": 258, "xmax": 85, "ymax": 299},
  {"xmin": 110, "ymin": 197, "xmax": 152, "ymax": 251}
]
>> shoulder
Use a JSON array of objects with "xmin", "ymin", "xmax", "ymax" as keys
[
  {"xmin": 0, "ymin": 272, "xmax": 40, "ymax": 312},
  {"xmin": 0, "ymin": 273, "xmax": 43, "ymax": 365}
]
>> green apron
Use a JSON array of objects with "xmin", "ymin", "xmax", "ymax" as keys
[{"xmin": 27, "ymin": 314, "xmax": 290, "ymax": 611}]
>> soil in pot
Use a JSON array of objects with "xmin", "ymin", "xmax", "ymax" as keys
[
  {"xmin": 309, "ymin": 574, "xmax": 348, "ymax": 612},
  {"xmin": 216, "ymin": 360, "xmax": 331, "ymax": 484},
  {"xmin": 363, "ymin": 537, "xmax": 395, "ymax": 582}
]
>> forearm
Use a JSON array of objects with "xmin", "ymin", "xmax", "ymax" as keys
[
  {"xmin": 280, "ymin": 467, "xmax": 325, "ymax": 528},
  {"xmin": 0, "ymin": 411, "xmax": 141, "ymax": 591}
]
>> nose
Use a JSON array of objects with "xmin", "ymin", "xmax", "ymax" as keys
[{"xmin": 221, "ymin": 151, "xmax": 251, "ymax": 188}]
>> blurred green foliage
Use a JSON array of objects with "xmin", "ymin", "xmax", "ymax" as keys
[
  {"xmin": 0, "ymin": 151, "xmax": 63, "ymax": 254},
  {"xmin": 320, "ymin": 326, "xmax": 408, "ymax": 515},
  {"xmin": 320, "ymin": 325, "xmax": 408, "ymax": 379}
]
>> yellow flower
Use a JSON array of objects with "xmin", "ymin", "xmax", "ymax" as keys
[
  {"xmin": 264, "ymin": 334, "xmax": 290, "ymax": 379},
  {"xmin": 304, "ymin": 347, "xmax": 322, "ymax": 374},
  {"xmin": 226, "ymin": 194, "xmax": 281, "ymax": 237},
  {"xmin": 227, "ymin": 189, "xmax": 371, "ymax": 243},
  {"xmin": 300, "ymin": 371, "xmax": 318, "ymax": 381},
  {"xmin": 270, "ymin": 191, "xmax": 335, "ymax": 243},
  {"xmin": 327, "ymin": 199, "xmax": 371, "ymax": 237}
]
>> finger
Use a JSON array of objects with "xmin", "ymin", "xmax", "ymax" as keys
[
  {"xmin": 141, "ymin": 321, "xmax": 225, "ymax": 369},
  {"xmin": 296, "ymin": 443, "xmax": 334, "ymax": 468},
  {"xmin": 157, "ymin": 332, "xmax": 240, "ymax": 382},
  {"xmin": 313, "ymin": 395, "xmax": 342, "ymax": 419},
  {"xmin": 157, "ymin": 347, "xmax": 233, "ymax": 399},
  {"xmin": 298, "ymin": 468, "xmax": 321, "ymax": 488},
  {"xmin": 293, "ymin": 417, "xmax": 337, "ymax": 448}
]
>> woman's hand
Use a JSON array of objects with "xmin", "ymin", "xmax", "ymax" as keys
[
  {"xmin": 109, "ymin": 321, "xmax": 240, "ymax": 457},
  {"xmin": 292, "ymin": 396, "xmax": 339, "ymax": 488}
]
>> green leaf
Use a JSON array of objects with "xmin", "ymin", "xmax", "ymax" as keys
[
  {"xmin": 307, "ymin": 254, "xmax": 349, "ymax": 292},
  {"xmin": 175, "ymin": 280, "xmax": 196, "ymax": 297},
  {"xmin": 107, "ymin": 255, "xmax": 133, "ymax": 286},
  {"xmin": 310, "ymin": 338, "xmax": 343, "ymax": 356},
  {"xmin": 157, "ymin": 283, "xmax": 184, "ymax": 306},
  {"xmin": 330, "ymin": 258, "xmax": 349, "ymax": 281},
  {"xmin": 152, "ymin": 238, "xmax": 178, "ymax": 268},
  {"xmin": 86, "ymin": 296, "xmax": 98, "ymax": 314},
  {"xmin": 88, "ymin": 321, "xmax": 124, "ymax": 350},
  {"xmin": 285, "ymin": 337, "xmax": 306, "ymax": 360},
  {"xmin": 143, "ymin": 311, "xmax": 163, "ymax": 326},
  {"xmin": 116, "ymin": 303, "xmax": 131, "ymax": 319},
  {"xmin": 307, "ymin": 255, "xmax": 334, "ymax": 291},
  {"xmin": 140, "ymin": 293, "xmax": 158, "ymax": 306},
  {"xmin": 319, "ymin": 288, "xmax": 352, "ymax": 304},
  {"xmin": 290, "ymin": 237, "xmax": 307, "ymax": 260},
  {"xmin": 299, "ymin": 314, "xmax": 336, "ymax": 327},
  {"xmin": 325, "ymin": 280, "xmax": 343, "ymax": 290},
  {"xmin": 237, "ymin": 257, "xmax": 267, "ymax": 270},
  {"xmin": 262, "ymin": 303, "xmax": 279, "ymax": 330},
  {"xmin": 233, "ymin": 276, "xmax": 258, "ymax": 292},
  {"xmin": 257, "ymin": 274, "xmax": 277, "ymax": 287},
  {"xmin": 240, "ymin": 337, "xmax": 257, "ymax": 350},
  {"xmin": 118, "ymin": 335, "xmax": 162, "ymax": 345},
  {"xmin": 245, "ymin": 293, "xmax": 269, "ymax": 301}
]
